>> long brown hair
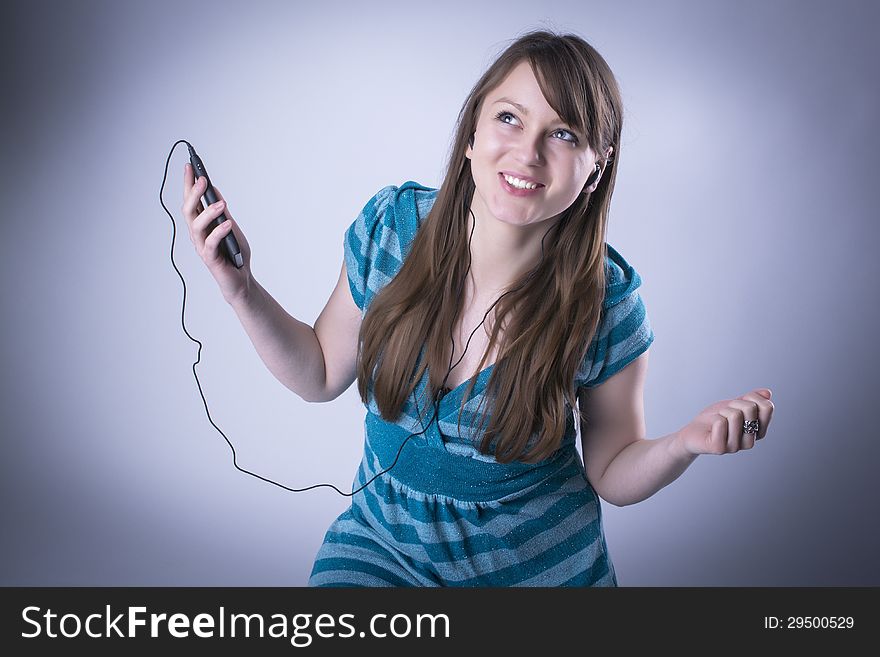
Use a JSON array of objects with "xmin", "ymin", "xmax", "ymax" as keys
[{"xmin": 356, "ymin": 29, "xmax": 624, "ymax": 464}]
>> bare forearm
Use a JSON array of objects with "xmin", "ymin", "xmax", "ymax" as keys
[
  {"xmin": 598, "ymin": 432, "xmax": 697, "ymax": 507},
  {"xmin": 227, "ymin": 279, "xmax": 327, "ymax": 402}
]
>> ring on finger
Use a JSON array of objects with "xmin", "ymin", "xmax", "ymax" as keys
[{"xmin": 743, "ymin": 418, "xmax": 760, "ymax": 438}]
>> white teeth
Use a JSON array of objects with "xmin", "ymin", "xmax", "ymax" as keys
[{"xmin": 503, "ymin": 174, "xmax": 539, "ymax": 190}]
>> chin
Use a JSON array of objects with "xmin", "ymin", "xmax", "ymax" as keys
[{"xmin": 491, "ymin": 207, "xmax": 545, "ymax": 226}]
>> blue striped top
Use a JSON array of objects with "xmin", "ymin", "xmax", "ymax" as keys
[{"xmin": 308, "ymin": 181, "xmax": 655, "ymax": 587}]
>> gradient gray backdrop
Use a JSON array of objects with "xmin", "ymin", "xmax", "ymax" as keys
[{"xmin": 2, "ymin": 0, "xmax": 878, "ymax": 586}]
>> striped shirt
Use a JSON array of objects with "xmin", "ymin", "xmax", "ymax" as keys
[{"xmin": 308, "ymin": 181, "xmax": 655, "ymax": 586}]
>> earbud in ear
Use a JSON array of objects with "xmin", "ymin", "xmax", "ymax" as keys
[{"xmin": 583, "ymin": 163, "xmax": 601, "ymax": 189}]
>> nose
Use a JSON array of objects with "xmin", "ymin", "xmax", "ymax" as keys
[{"xmin": 513, "ymin": 132, "xmax": 544, "ymax": 166}]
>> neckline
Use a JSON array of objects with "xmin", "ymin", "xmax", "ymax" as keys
[{"xmin": 438, "ymin": 362, "xmax": 496, "ymax": 402}]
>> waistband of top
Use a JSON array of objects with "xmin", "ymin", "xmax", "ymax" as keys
[{"xmin": 364, "ymin": 412, "xmax": 577, "ymax": 502}]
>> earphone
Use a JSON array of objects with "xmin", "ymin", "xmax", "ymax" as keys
[
  {"xmin": 159, "ymin": 140, "xmax": 550, "ymax": 497},
  {"xmin": 584, "ymin": 163, "xmax": 602, "ymax": 188}
]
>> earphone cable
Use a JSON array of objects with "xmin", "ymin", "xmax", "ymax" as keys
[
  {"xmin": 159, "ymin": 141, "xmax": 550, "ymax": 496},
  {"xmin": 160, "ymin": 140, "xmax": 442, "ymax": 496}
]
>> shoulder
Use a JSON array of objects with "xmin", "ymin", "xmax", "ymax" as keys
[
  {"xmin": 347, "ymin": 180, "xmax": 437, "ymax": 243},
  {"xmin": 603, "ymin": 243, "xmax": 644, "ymax": 308},
  {"xmin": 575, "ymin": 243, "xmax": 655, "ymax": 388},
  {"xmin": 387, "ymin": 180, "xmax": 439, "ymax": 232},
  {"xmin": 344, "ymin": 181, "xmax": 439, "ymax": 312},
  {"xmin": 355, "ymin": 181, "xmax": 438, "ymax": 238}
]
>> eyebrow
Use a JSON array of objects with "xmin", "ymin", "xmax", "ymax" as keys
[{"xmin": 494, "ymin": 97, "xmax": 532, "ymax": 115}]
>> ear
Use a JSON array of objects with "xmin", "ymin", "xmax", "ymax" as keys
[
  {"xmin": 582, "ymin": 165, "xmax": 602, "ymax": 195},
  {"xmin": 465, "ymin": 134, "xmax": 474, "ymax": 160},
  {"xmin": 583, "ymin": 147, "xmax": 615, "ymax": 194}
]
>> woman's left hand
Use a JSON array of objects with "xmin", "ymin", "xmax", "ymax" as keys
[{"xmin": 675, "ymin": 389, "xmax": 775, "ymax": 456}]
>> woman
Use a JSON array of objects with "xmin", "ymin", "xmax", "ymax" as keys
[{"xmin": 181, "ymin": 29, "xmax": 775, "ymax": 586}]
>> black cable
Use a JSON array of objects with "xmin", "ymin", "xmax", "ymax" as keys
[{"xmin": 158, "ymin": 140, "xmax": 548, "ymax": 496}]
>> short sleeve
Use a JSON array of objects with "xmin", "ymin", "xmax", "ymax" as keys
[
  {"xmin": 343, "ymin": 181, "xmax": 439, "ymax": 314},
  {"xmin": 577, "ymin": 245, "xmax": 655, "ymax": 388},
  {"xmin": 343, "ymin": 185, "xmax": 397, "ymax": 312}
]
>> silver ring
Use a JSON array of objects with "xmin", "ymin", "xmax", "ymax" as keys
[{"xmin": 743, "ymin": 419, "xmax": 760, "ymax": 436}]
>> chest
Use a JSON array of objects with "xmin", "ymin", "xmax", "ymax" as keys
[{"xmin": 442, "ymin": 301, "xmax": 504, "ymax": 390}]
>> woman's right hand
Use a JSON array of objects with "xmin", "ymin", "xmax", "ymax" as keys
[{"xmin": 182, "ymin": 162, "xmax": 254, "ymax": 305}]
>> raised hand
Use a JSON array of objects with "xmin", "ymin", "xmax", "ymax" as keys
[{"xmin": 181, "ymin": 163, "xmax": 253, "ymax": 304}]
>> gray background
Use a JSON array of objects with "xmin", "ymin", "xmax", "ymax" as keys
[{"xmin": 2, "ymin": 0, "xmax": 877, "ymax": 586}]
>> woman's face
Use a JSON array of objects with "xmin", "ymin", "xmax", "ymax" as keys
[{"xmin": 466, "ymin": 60, "xmax": 606, "ymax": 227}]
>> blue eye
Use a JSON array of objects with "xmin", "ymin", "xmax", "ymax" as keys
[
  {"xmin": 494, "ymin": 110, "xmax": 515, "ymax": 123},
  {"xmin": 492, "ymin": 110, "xmax": 578, "ymax": 144},
  {"xmin": 551, "ymin": 128, "xmax": 578, "ymax": 143}
]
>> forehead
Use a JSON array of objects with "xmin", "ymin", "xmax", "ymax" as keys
[{"xmin": 487, "ymin": 60, "xmax": 563, "ymax": 122}]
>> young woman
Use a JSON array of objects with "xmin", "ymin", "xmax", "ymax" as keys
[{"xmin": 181, "ymin": 29, "xmax": 775, "ymax": 587}]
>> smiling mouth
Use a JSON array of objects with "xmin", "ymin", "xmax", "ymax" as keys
[
  {"xmin": 499, "ymin": 172, "xmax": 544, "ymax": 189},
  {"xmin": 499, "ymin": 172, "xmax": 544, "ymax": 194}
]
